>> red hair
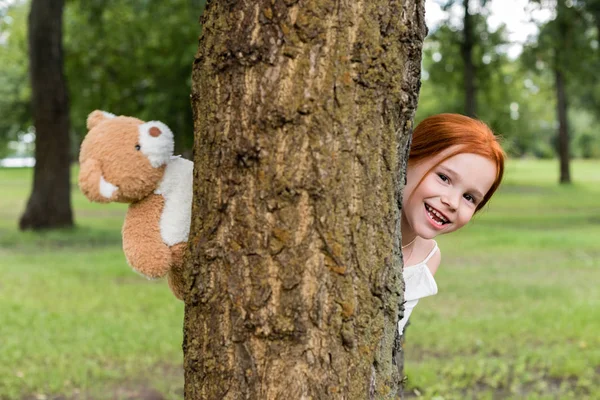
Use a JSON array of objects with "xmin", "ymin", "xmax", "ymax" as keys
[{"xmin": 409, "ymin": 113, "xmax": 505, "ymax": 211}]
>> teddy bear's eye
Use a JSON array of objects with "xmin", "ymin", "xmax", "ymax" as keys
[{"xmin": 135, "ymin": 144, "xmax": 141, "ymax": 151}]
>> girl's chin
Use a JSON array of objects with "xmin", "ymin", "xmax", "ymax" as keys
[
  {"xmin": 416, "ymin": 223, "xmax": 451, "ymax": 239},
  {"xmin": 415, "ymin": 230, "xmax": 438, "ymax": 240}
]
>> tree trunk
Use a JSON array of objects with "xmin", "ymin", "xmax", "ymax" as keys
[
  {"xmin": 185, "ymin": 1, "xmax": 426, "ymax": 398},
  {"xmin": 555, "ymin": 68, "xmax": 571, "ymax": 184},
  {"xmin": 461, "ymin": 0, "xmax": 476, "ymax": 117},
  {"xmin": 555, "ymin": 0, "xmax": 571, "ymax": 184},
  {"xmin": 19, "ymin": 0, "xmax": 73, "ymax": 230}
]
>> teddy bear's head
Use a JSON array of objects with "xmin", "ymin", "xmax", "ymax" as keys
[{"xmin": 79, "ymin": 110, "xmax": 174, "ymax": 203}]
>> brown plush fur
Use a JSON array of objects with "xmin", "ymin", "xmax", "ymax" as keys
[
  {"xmin": 87, "ymin": 110, "xmax": 109, "ymax": 130},
  {"xmin": 167, "ymin": 243, "xmax": 187, "ymax": 300},
  {"xmin": 122, "ymin": 194, "xmax": 173, "ymax": 278},
  {"xmin": 79, "ymin": 115, "xmax": 165, "ymax": 203},
  {"xmin": 78, "ymin": 110, "xmax": 187, "ymax": 300},
  {"xmin": 79, "ymin": 158, "xmax": 109, "ymax": 203}
]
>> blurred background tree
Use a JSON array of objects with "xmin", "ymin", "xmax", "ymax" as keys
[
  {"xmin": 19, "ymin": 0, "xmax": 73, "ymax": 230},
  {"xmin": 0, "ymin": 0, "xmax": 205, "ymax": 230},
  {"xmin": 0, "ymin": 0, "xmax": 205, "ymax": 161},
  {"xmin": 521, "ymin": 0, "xmax": 596, "ymax": 183},
  {"xmin": 418, "ymin": 0, "xmax": 600, "ymax": 183}
]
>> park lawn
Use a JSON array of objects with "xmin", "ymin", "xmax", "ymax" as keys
[
  {"xmin": 404, "ymin": 159, "xmax": 600, "ymax": 399},
  {"xmin": 0, "ymin": 167, "xmax": 185, "ymax": 399},
  {"xmin": 0, "ymin": 159, "xmax": 598, "ymax": 399}
]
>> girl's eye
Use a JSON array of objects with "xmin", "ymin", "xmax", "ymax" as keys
[
  {"xmin": 437, "ymin": 173, "xmax": 449, "ymax": 182},
  {"xmin": 464, "ymin": 193, "xmax": 475, "ymax": 203}
]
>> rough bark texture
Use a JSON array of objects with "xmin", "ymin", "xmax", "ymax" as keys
[
  {"xmin": 461, "ymin": 0, "xmax": 476, "ymax": 117},
  {"xmin": 185, "ymin": 1, "xmax": 426, "ymax": 398},
  {"xmin": 19, "ymin": 0, "xmax": 73, "ymax": 230}
]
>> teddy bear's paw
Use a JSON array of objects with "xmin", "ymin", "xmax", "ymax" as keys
[
  {"xmin": 99, "ymin": 176, "xmax": 119, "ymax": 199},
  {"xmin": 79, "ymin": 159, "xmax": 115, "ymax": 203}
]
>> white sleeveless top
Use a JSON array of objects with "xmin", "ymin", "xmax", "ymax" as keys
[{"xmin": 397, "ymin": 242, "xmax": 439, "ymax": 335}]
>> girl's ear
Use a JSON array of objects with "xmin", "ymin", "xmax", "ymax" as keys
[{"xmin": 87, "ymin": 110, "xmax": 116, "ymax": 130}]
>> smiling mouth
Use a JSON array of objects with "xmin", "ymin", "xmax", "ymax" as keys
[{"xmin": 425, "ymin": 203, "xmax": 450, "ymax": 226}]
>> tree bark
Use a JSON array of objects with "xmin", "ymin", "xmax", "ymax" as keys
[
  {"xmin": 185, "ymin": 1, "xmax": 426, "ymax": 398},
  {"xmin": 19, "ymin": 0, "xmax": 73, "ymax": 230},
  {"xmin": 461, "ymin": 0, "xmax": 476, "ymax": 117}
]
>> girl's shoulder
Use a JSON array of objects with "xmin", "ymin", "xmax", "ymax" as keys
[{"xmin": 408, "ymin": 238, "xmax": 441, "ymax": 274}]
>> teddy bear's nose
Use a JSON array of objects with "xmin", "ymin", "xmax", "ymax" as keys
[{"xmin": 149, "ymin": 127, "xmax": 162, "ymax": 137}]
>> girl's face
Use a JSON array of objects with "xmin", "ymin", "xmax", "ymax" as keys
[{"xmin": 402, "ymin": 148, "xmax": 497, "ymax": 240}]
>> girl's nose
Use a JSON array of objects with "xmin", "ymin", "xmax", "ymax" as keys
[{"xmin": 441, "ymin": 191, "xmax": 460, "ymax": 211}]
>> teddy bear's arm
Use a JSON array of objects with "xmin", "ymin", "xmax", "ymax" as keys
[
  {"xmin": 78, "ymin": 159, "xmax": 118, "ymax": 203},
  {"xmin": 122, "ymin": 194, "xmax": 173, "ymax": 279}
]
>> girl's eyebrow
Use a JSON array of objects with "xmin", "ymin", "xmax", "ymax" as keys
[
  {"xmin": 439, "ymin": 165, "xmax": 458, "ymax": 179},
  {"xmin": 439, "ymin": 165, "xmax": 485, "ymax": 198}
]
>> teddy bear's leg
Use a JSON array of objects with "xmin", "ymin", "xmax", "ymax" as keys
[
  {"xmin": 167, "ymin": 242, "xmax": 187, "ymax": 300},
  {"xmin": 122, "ymin": 194, "xmax": 172, "ymax": 278}
]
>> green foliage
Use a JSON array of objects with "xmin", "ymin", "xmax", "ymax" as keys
[
  {"xmin": 0, "ymin": 0, "xmax": 206, "ymax": 158},
  {"xmin": 577, "ymin": 133, "xmax": 600, "ymax": 158},
  {"xmin": 404, "ymin": 159, "xmax": 600, "ymax": 399},
  {"xmin": 522, "ymin": 1, "xmax": 593, "ymax": 76},
  {"xmin": 418, "ymin": 0, "xmax": 600, "ymax": 160},
  {"xmin": 416, "ymin": 4, "xmax": 556, "ymax": 157},
  {"xmin": 0, "ymin": 2, "xmax": 31, "ymax": 157},
  {"xmin": 64, "ymin": 0, "xmax": 206, "ymax": 154},
  {"xmin": 1, "ymin": 0, "xmax": 600, "ymax": 160},
  {"xmin": 568, "ymin": 109, "xmax": 600, "ymax": 158},
  {"xmin": 520, "ymin": 0, "xmax": 600, "ymax": 160}
]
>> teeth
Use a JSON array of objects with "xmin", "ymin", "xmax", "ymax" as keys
[
  {"xmin": 427, "ymin": 210, "xmax": 443, "ymax": 225},
  {"xmin": 426, "ymin": 204, "xmax": 448, "ymax": 223}
]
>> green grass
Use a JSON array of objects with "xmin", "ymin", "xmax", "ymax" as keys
[
  {"xmin": 404, "ymin": 159, "xmax": 600, "ymax": 399},
  {"xmin": 1, "ymin": 160, "xmax": 599, "ymax": 399},
  {"xmin": 0, "ymin": 167, "xmax": 185, "ymax": 400}
]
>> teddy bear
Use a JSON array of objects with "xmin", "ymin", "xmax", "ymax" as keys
[{"xmin": 78, "ymin": 110, "xmax": 193, "ymax": 300}]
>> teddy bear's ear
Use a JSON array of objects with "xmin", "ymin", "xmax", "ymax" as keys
[{"xmin": 87, "ymin": 110, "xmax": 116, "ymax": 130}]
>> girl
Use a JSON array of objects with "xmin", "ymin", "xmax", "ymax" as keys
[{"xmin": 398, "ymin": 113, "xmax": 505, "ymax": 335}]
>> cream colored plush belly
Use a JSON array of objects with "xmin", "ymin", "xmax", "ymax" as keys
[{"xmin": 154, "ymin": 156, "xmax": 193, "ymax": 246}]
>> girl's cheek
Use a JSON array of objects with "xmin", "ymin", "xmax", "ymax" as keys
[{"xmin": 463, "ymin": 213, "xmax": 476, "ymax": 226}]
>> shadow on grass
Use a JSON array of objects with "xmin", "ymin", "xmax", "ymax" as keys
[
  {"xmin": 0, "ymin": 225, "xmax": 122, "ymax": 252},
  {"xmin": 20, "ymin": 363, "xmax": 184, "ymax": 400},
  {"xmin": 405, "ymin": 370, "xmax": 589, "ymax": 400}
]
